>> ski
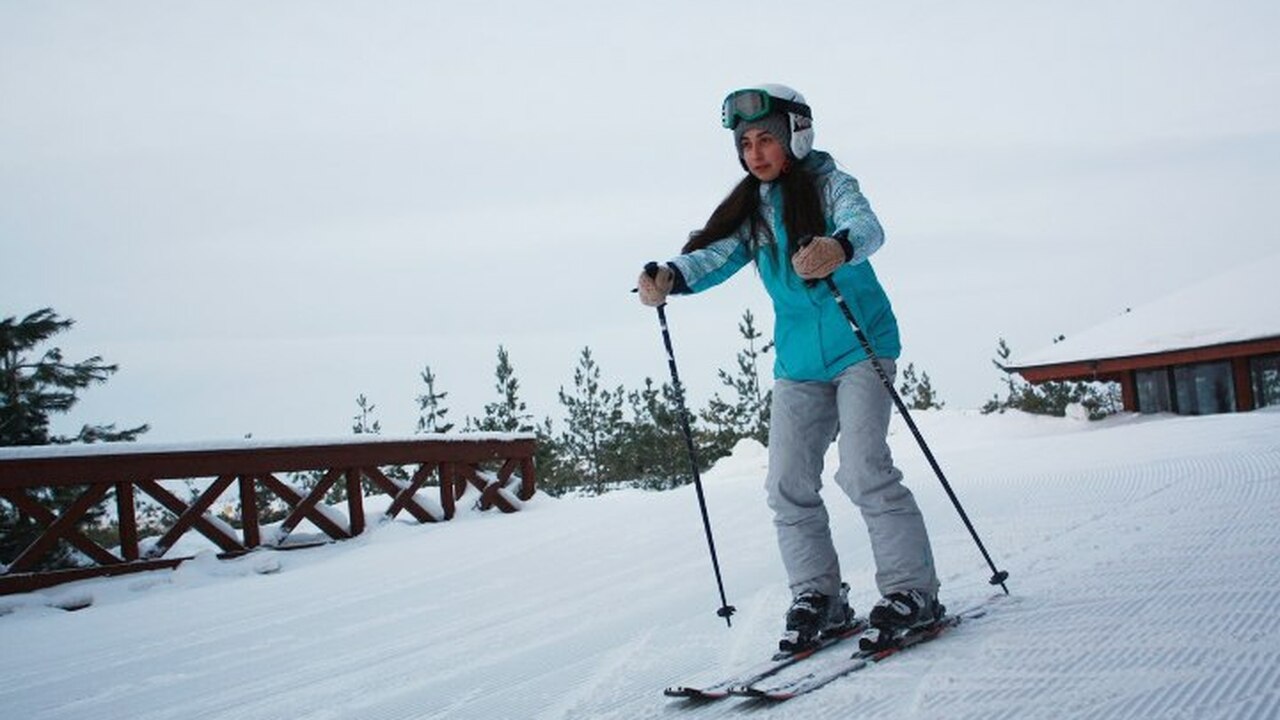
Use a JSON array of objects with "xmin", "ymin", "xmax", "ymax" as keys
[
  {"xmin": 732, "ymin": 600, "xmax": 997, "ymax": 701},
  {"xmin": 663, "ymin": 619, "xmax": 867, "ymax": 700}
]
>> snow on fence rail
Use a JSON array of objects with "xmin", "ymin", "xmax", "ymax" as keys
[{"xmin": 0, "ymin": 434, "xmax": 538, "ymax": 595}]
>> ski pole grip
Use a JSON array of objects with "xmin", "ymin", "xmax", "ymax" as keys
[{"xmin": 631, "ymin": 261, "xmax": 662, "ymax": 294}]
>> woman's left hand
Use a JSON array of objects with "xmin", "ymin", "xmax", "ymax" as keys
[{"xmin": 792, "ymin": 236, "xmax": 847, "ymax": 279}]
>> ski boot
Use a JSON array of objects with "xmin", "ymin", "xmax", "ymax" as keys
[
  {"xmin": 861, "ymin": 589, "xmax": 946, "ymax": 652},
  {"xmin": 778, "ymin": 583, "xmax": 856, "ymax": 655}
]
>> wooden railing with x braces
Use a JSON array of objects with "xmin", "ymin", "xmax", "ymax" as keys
[{"xmin": 0, "ymin": 434, "xmax": 537, "ymax": 595}]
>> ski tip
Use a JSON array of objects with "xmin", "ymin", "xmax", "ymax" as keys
[
  {"xmin": 663, "ymin": 686, "xmax": 697, "ymax": 697},
  {"xmin": 663, "ymin": 687, "xmax": 728, "ymax": 700}
]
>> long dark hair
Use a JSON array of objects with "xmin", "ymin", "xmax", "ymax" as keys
[{"xmin": 682, "ymin": 163, "xmax": 827, "ymax": 263}]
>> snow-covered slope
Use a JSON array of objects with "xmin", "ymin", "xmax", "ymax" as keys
[{"xmin": 2, "ymin": 408, "xmax": 1279, "ymax": 719}]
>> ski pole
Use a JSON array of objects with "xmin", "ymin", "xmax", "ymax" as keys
[
  {"xmin": 799, "ymin": 237, "xmax": 1010, "ymax": 594},
  {"xmin": 640, "ymin": 262, "xmax": 737, "ymax": 626}
]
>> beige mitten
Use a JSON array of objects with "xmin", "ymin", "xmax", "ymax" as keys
[
  {"xmin": 792, "ymin": 236, "xmax": 847, "ymax": 280},
  {"xmin": 637, "ymin": 266, "xmax": 675, "ymax": 307}
]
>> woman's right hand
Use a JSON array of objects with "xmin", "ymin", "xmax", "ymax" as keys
[{"xmin": 637, "ymin": 264, "xmax": 674, "ymax": 307}]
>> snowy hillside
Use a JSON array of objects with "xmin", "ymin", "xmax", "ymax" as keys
[{"xmin": 2, "ymin": 408, "xmax": 1279, "ymax": 719}]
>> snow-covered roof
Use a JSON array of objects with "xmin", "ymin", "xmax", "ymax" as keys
[{"xmin": 1009, "ymin": 252, "xmax": 1280, "ymax": 368}]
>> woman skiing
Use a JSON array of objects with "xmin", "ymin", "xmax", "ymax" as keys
[{"xmin": 636, "ymin": 84, "xmax": 943, "ymax": 654}]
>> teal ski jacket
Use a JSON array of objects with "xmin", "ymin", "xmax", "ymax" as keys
[{"xmin": 667, "ymin": 151, "xmax": 900, "ymax": 382}]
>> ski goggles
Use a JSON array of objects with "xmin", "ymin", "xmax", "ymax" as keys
[{"xmin": 721, "ymin": 89, "xmax": 812, "ymax": 129}]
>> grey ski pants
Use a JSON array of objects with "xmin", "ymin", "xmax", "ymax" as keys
[{"xmin": 765, "ymin": 358, "xmax": 940, "ymax": 600}]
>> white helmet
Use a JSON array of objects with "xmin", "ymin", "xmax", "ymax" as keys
[{"xmin": 722, "ymin": 83, "xmax": 814, "ymax": 160}]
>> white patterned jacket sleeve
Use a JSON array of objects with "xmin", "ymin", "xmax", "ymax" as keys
[
  {"xmin": 665, "ymin": 229, "xmax": 754, "ymax": 294},
  {"xmin": 824, "ymin": 169, "xmax": 884, "ymax": 265}
]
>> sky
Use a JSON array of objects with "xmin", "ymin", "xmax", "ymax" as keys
[{"xmin": 3, "ymin": 0, "xmax": 1278, "ymax": 442}]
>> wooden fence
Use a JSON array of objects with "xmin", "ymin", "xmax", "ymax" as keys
[{"xmin": 0, "ymin": 435, "xmax": 537, "ymax": 595}]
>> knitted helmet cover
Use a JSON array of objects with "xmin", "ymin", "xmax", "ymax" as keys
[{"xmin": 732, "ymin": 111, "xmax": 793, "ymax": 163}]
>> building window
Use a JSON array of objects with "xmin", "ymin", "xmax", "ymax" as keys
[
  {"xmin": 1135, "ymin": 369, "xmax": 1173, "ymax": 413},
  {"xmin": 1252, "ymin": 354, "xmax": 1280, "ymax": 409},
  {"xmin": 1172, "ymin": 361, "xmax": 1237, "ymax": 415}
]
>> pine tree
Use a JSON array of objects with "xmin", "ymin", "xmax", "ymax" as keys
[
  {"xmin": 899, "ymin": 362, "xmax": 945, "ymax": 410},
  {"xmin": 532, "ymin": 416, "xmax": 573, "ymax": 496},
  {"xmin": 1, "ymin": 308, "xmax": 149, "ymax": 569},
  {"xmin": 327, "ymin": 392, "xmax": 381, "ymax": 499},
  {"xmin": 701, "ymin": 309, "xmax": 773, "ymax": 458},
  {"xmin": 621, "ymin": 378, "xmax": 702, "ymax": 491},
  {"xmin": 0, "ymin": 308, "xmax": 148, "ymax": 446},
  {"xmin": 981, "ymin": 338, "xmax": 1019, "ymax": 414},
  {"xmin": 351, "ymin": 393, "xmax": 381, "ymax": 435},
  {"xmin": 557, "ymin": 347, "xmax": 626, "ymax": 494},
  {"xmin": 471, "ymin": 346, "xmax": 534, "ymax": 433},
  {"xmin": 415, "ymin": 365, "xmax": 453, "ymax": 434},
  {"xmin": 982, "ymin": 337, "xmax": 1121, "ymax": 419}
]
